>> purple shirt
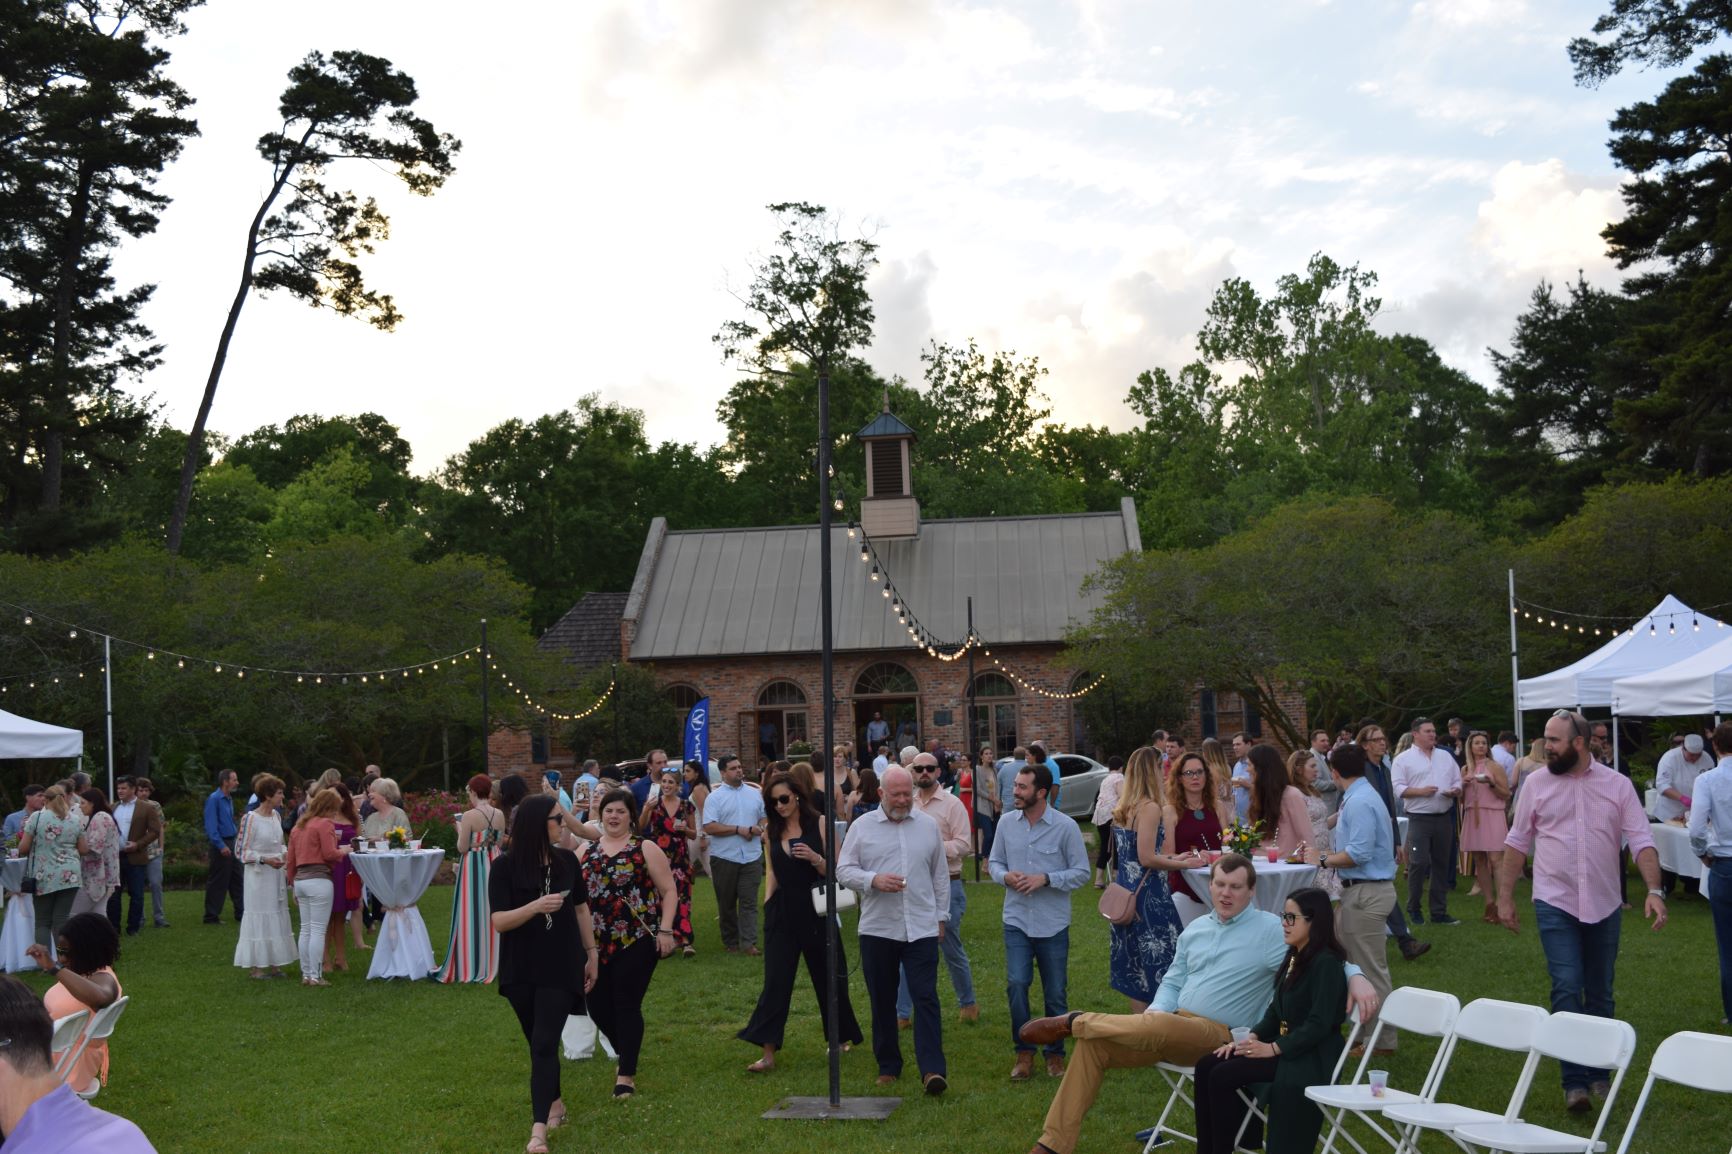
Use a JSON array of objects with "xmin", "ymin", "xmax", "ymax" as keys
[
  {"xmin": 1505, "ymin": 759, "xmax": 1655, "ymax": 925},
  {"xmin": 4, "ymin": 1083, "xmax": 156, "ymax": 1153}
]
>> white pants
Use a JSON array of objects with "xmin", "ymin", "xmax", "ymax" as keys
[{"xmin": 293, "ymin": 878, "xmax": 334, "ymax": 979}]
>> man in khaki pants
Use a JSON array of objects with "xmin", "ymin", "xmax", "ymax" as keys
[
  {"xmin": 1018, "ymin": 855, "xmax": 1379, "ymax": 1154},
  {"xmin": 1320, "ymin": 743, "xmax": 1398, "ymax": 1055}
]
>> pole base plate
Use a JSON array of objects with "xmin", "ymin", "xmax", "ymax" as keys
[{"xmin": 763, "ymin": 1096, "xmax": 901, "ymax": 1121}]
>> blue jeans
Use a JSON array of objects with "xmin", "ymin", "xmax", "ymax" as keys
[
  {"xmin": 1709, "ymin": 860, "xmax": 1732, "ymax": 1024},
  {"xmin": 1006, "ymin": 925, "xmax": 1069, "ymax": 1055},
  {"xmin": 975, "ymin": 811, "xmax": 997, "ymax": 860},
  {"xmin": 897, "ymin": 878, "xmax": 975, "ymax": 1017},
  {"xmin": 1533, "ymin": 899, "xmax": 1621, "ymax": 1090}
]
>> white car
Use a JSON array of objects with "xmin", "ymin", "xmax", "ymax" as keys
[{"xmin": 995, "ymin": 752, "xmax": 1110, "ymax": 822}]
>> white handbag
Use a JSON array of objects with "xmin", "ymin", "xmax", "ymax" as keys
[
  {"xmin": 812, "ymin": 884, "xmax": 858, "ymax": 916},
  {"xmin": 561, "ymin": 1013, "xmax": 617, "ymax": 1061}
]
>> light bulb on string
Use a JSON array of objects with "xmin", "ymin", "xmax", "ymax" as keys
[
  {"xmin": 870, "ymin": 565, "xmax": 880, "ymax": 582},
  {"xmin": 1668, "ymin": 621, "xmax": 1675, "ymax": 636},
  {"xmin": 1650, "ymin": 622, "xmax": 1657, "ymax": 636},
  {"xmin": 1694, "ymin": 617, "xmax": 1701, "ymax": 631}
]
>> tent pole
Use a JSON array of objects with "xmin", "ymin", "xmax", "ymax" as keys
[
  {"xmin": 103, "ymin": 635, "xmax": 114, "ymax": 797},
  {"xmin": 1509, "ymin": 569, "xmax": 1522, "ymax": 748},
  {"xmin": 1612, "ymin": 714, "xmax": 1620, "ymax": 774}
]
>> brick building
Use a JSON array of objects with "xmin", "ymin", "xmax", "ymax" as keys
[{"xmin": 489, "ymin": 406, "xmax": 1305, "ymax": 773}]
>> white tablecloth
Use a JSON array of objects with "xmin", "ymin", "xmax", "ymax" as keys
[
  {"xmin": 1649, "ymin": 822, "xmax": 1713, "ymax": 900},
  {"xmin": 1183, "ymin": 859, "xmax": 1320, "ymax": 915},
  {"xmin": 348, "ymin": 850, "xmax": 443, "ymax": 980},
  {"xmin": 0, "ymin": 859, "xmax": 34, "ymax": 973}
]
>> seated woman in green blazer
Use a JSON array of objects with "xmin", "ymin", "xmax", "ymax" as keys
[{"xmin": 1192, "ymin": 886, "xmax": 1348, "ymax": 1154}]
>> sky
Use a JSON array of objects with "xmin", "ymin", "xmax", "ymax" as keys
[{"xmin": 111, "ymin": 0, "xmax": 1674, "ymax": 473}]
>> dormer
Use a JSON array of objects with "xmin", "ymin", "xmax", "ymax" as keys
[{"xmin": 857, "ymin": 396, "xmax": 920, "ymax": 539}]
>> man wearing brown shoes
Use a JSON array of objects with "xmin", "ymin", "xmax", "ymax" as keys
[
  {"xmin": 1020, "ymin": 855, "xmax": 1379, "ymax": 1154},
  {"xmin": 990, "ymin": 762, "xmax": 1088, "ymax": 1081}
]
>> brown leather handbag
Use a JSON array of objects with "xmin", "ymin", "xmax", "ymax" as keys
[{"xmin": 1097, "ymin": 869, "xmax": 1150, "ymax": 925}]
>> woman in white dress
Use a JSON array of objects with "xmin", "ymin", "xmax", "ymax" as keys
[{"xmin": 234, "ymin": 774, "xmax": 296, "ymax": 979}]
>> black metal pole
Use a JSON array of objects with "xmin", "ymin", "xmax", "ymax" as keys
[
  {"xmin": 817, "ymin": 362, "xmax": 842, "ymax": 1107},
  {"xmin": 611, "ymin": 660, "xmax": 621, "ymax": 763},
  {"xmin": 968, "ymin": 597, "xmax": 979, "ymax": 882},
  {"xmin": 480, "ymin": 619, "xmax": 490, "ymax": 776}
]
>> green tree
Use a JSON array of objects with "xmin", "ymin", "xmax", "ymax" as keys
[
  {"xmin": 559, "ymin": 663, "xmax": 675, "ymax": 765},
  {"xmin": 226, "ymin": 412, "xmax": 416, "ymax": 523},
  {"xmin": 167, "ymin": 49, "xmax": 459, "ymax": 554},
  {"xmin": 1570, "ymin": 0, "xmax": 1731, "ymax": 84},
  {"xmin": 1072, "ymin": 496, "xmax": 1509, "ymax": 746}
]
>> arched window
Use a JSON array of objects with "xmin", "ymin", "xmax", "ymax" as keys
[
  {"xmin": 853, "ymin": 662, "xmax": 920, "ymax": 757},
  {"xmin": 969, "ymin": 671, "xmax": 1018, "ymax": 760},
  {"xmin": 666, "ymin": 683, "xmax": 703, "ymax": 743},
  {"xmin": 747, "ymin": 681, "xmax": 809, "ymax": 763},
  {"xmin": 1068, "ymin": 671, "xmax": 1095, "ymax": 757},
  {"xmin": 854, "ymin": 662, "xmax": 918, "ymax": 696}
]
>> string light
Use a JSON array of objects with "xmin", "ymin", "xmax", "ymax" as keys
[
  {"xmin": 487, "ymin": 664, "xmax": 615, "ymax": 722},
  {"xmin": 987, "ymin": 655, "xmax": 1108, "ymax": 700}
]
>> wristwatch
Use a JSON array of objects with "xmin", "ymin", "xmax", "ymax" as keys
[{"xmin": 1648, "ymin": 888, "xmax": 1665, "ymax": 899}]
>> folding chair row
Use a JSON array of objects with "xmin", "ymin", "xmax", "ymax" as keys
[{"xmin": 50, "ymin": 996, "xmax": 129, "ymax": 1099}]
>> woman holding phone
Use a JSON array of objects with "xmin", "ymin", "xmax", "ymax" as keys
[
  {"xmin": 1191, "ymin": 886, "xmax": 1347, "ymax": 1154},
  {"xmin": 490, "ymin": 794, "xmax": 598, "ymax": 1154}
]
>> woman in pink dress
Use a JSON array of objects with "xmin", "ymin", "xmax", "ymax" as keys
[
  {"xmin": 1458, "ymin": 731, "xmax": 1511, "ymax": 921},
  {"xmin": 1246, "ymin": 744, "xmax": 1315, "ymax": 858}
]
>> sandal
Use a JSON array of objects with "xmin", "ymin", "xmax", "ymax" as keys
[
  {"xmin": 547, "ymin": 1104, "xmax": 567, "ymax": 1130},
  {"xmin": 682, "ymin": 946, "xmax": 696, "ymax": 959},
  {"xmin": 746, "ymin": 1058, "xmax": 775, "ymax": 1074},
  {"xmin": 527, "ymin": 1137, "xmax": 549, "ymax": 1154},
  {"xmin": 613, "ymin": 1081, "xmax": 635, "ymax": 1098}
]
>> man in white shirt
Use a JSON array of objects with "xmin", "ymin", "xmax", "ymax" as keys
[
  {"xmin": 1230, "ymin": 732, "xmax": 1253, "ymax": 824},
  {"xmin": 838, "ymin": 766, "xmax": 951, "ymax": 1095},
  {"xmin": 107, "ymin": 778, "xmax": 138, "ymax": 928},
  {"xmin": 1392, "ymin": 717, "xmax": 1463, "ymax": 926},
  {"xmin": 894, "ymin": 754, "xmax": 978, "ymax": 1028},
  {"xmin": 872, "ymin": 744, "xmax": 891, "ymax": 774},
  {"xmin": 1492, "ymin": 731, "xmax": 1519, "ymax": 777},
  {"xmin": 1655, "ymin": 734, "xmax": 1712, "ymax": 823},
  {"xmin": 701, "ymin": 754, "xmax": 766, "ymax": 955}
]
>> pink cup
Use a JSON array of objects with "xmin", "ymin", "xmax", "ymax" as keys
[{"xmin": 1265, "ymin": 847, "xmax": 1279, "ymax": 864}]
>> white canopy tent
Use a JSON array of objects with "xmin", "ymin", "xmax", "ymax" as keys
[
  {"xmin": 0, "ymin": 708, "xmax": 82, "ymax": 759},
  {"xmin": 1612, "ymin": 632, "xmax": 1732, "ymax": 718},
  {"xmin": 1516, "ymin": 595, "xmax": 1723, "ymax": 709}
]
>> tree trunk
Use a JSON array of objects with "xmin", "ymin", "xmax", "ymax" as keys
[
  {"xmin": 42, "ymin": 159, "xmax": 97, "ymax": 513},
  {"xmin": 166, "ymin": 128, "xmax": 315, "ymax": 554}
]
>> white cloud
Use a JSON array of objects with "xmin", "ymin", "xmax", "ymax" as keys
[{"xmin": 1473, "ymin": 159, "xmax": 1622, "ymax": 277}]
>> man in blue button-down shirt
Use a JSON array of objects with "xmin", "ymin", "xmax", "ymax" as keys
[
  {"xmin": 990, "ymin": 761, "xmax": 1089, "ymax": 1080},
  {"xmin": 1322, "ymin": 742, "xmax": 1398, "ymax": 1053},
  {"xmin": 201, "ymin": 769, "xmax": 242, "ymax": 924}
]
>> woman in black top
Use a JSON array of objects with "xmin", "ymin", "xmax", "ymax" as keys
[
  {"xmin": 489, "ymin": 794, "xmax": 598, "ymax": 1154},
  {"xmin": 737, "ymin": 771, "xmax": 863, "ymax": 1072},
  {"xmin": 1191, "ymin": 886, "xmax": 1348, "ymax": 1154}
]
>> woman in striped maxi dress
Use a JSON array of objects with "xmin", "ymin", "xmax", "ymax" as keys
[{"xmin": 438, "ymin": 775, "xmax": 507, "ymax": 982}]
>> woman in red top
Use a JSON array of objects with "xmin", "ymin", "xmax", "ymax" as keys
[
  {"xmin": 1162, "ymin": 752, "xmax": 1232, "ymax": 925},
  {"xmin": 582, "ymin": 789, "xmax": 678, "ymax": 1098}
]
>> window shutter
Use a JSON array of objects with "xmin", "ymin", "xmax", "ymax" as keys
[{"xmin": 871, "ymin": 440, "xmax": 905, "ymax": 496}]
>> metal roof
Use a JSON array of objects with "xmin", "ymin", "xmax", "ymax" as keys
[
  {"xmin": 857, "ymin": 410, "xmax": 918, "ymax": 439},
  {"xmin": 625, "ymin": 500, "xmax": 1139, "ymax": 660}
]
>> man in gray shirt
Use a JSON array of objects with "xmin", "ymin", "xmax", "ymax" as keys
[
  {"xmin": 990, "ymin": 761, "xmax": 1088, "ymax": 1080},
  {"xmin": 838, "ymin": 766, "xmax": 951, "ymax": 1095}
]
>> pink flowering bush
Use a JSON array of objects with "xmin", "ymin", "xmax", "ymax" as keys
[{"xmin": 404, "ymin": 789, "xmax": 466, "ymax": 853}]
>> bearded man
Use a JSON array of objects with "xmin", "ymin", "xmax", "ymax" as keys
[{"xmin": 1496, "ymin": 709, "xmax": 1665, "ymax": 1114}]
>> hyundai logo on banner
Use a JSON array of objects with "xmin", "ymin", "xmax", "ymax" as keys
[{"xmin": 683, "ymin": 697, "xmax": 710, "ymax": 770}]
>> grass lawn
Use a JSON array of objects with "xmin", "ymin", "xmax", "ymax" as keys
[{"xmin": 38, "ymin": 859, "xmax": 1730, "ymax": 1154}]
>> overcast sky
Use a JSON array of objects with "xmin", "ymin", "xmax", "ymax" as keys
[{"xmin": 113, "ymin": 0, "xmax": 1670, "ymax": 472}]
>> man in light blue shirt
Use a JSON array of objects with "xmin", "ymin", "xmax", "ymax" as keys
[
  {"xmin": 701, "ymin": 754, "xmax": 766, "ymax": 954},
  {"xmin": 1321, "ymin": 743, "xmax": 1399, "ymax": 1053},
  {"xmin": 1231, "ymin": 732, "xmax": 1253, "ymax": 824},
  {"xmin": 1019, "ymin": 855, "xmax": 1375, "ymax": 1154},
  {"xmin": 990, "ymin": 761, "xmax": 1089, "ymax": 1079},
  {"xmin": 3, "ymin": 785, "xmax": 44, "ymax": 840},
  {"xmin": 1687, "ymin": 722, "xmax": 1732, "ymax": 1027}
]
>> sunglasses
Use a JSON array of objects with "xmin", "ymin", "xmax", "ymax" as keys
[
  {"xmin": 1280, "ymin": 911, "xmax": 1312, "ymax": 926},
  {"xmin": 1551, "ymin": 708, "xmax": 1588, "ymax": 739},
  {"xmin": 771, "ymin": 794, "xmax": 796, "ymax": 806}
]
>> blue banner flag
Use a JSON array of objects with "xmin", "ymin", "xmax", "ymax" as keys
[{"xmin": 683, "ymin": 697, "xmax": 711, "ymax": 770}]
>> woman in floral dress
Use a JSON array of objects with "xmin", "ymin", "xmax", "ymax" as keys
[
  {"xmin": 71, "ymin": 789, "xmax": 120, "ymax": 916},
  {"xmin": 19, "ymin": 785, "xmax": 85, "ymax": 952},
  {"xmin": 639, "ymin": 767, "xmax": 697, "ymax": 957},
  {"xmin": 1109, "ymin": 747, "xmax": 1193, "ymax": 1011}
]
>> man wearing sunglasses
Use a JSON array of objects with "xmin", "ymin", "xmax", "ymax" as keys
[
  {"xmin": 893, "ymin": 754, "xmax": 979, "ymax": 1030},
  {"xmin": 1497, "ymin": 708, "xmax": 1664, "ymax": 1114}
]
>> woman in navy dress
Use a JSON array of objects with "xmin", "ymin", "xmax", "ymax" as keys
[{"xmin": 1109, "ymin": 746, "xmax": 1193, "ymax": 1010}]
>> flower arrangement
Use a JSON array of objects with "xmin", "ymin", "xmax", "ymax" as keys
[
  {"xmin": 386, "ymin": 825, "xmax": 409, "ymax": 850},
  {"xmin": 1222, "ymin": 820, "xmax": 1264, "ymax": 858}
]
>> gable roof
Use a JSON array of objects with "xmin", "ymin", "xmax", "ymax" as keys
[
  {"xmin": 538, "ymin": 591, "xmax": 629, "ymax": 672},
  {"xmin": 857, "ymin": 410, "xmax": 917, "ymax": 439},
  {"xmin": 624, "ymin": 499, "xmax": 1139, "ymax": 660}
]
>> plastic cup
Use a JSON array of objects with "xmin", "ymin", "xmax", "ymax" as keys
[
  {"xmin": 1369, "ymin": 1070, "xmax": 1388, "ymax": 1097},
  {"xmin": 1265, "ymin": 847, "xmax": 1279, "ymax": 864},
  {"xmin": 1231, "ymin": 1027, "xmax": 1252, "ymax": 1045}
]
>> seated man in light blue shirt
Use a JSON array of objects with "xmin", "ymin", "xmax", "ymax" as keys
[
  {"xmin": 1019, "ymin": 854, "xmax": 1377, "ymax": 1154},
  {"xmin": 990, "ymin": 762, "xmax": 1089, "ymax": 1080}
]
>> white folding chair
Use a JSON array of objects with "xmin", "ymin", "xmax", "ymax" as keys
[
  {"xmin": 1613, "ymin": 1031, "xmax": 1732, "ymax": 1154},
  {"xmin": 1384, "ymin": 999, "xmax": 1549, "ymax": 1154},
  {"xmin": 47, "ymin": 1010, "xmax": 88, "ymax": 1082},
  {"xmin": 1452, "ymin": 1012, "xmax": 1638, "ymax": 1154},
  {"xmin": 57, "ymin": 996, "xmax": 126, "ymax": 1097},
  {"xmin": 1229, "ymin": 1009, "xmax": 1365, "ymax": 1154},
  {"xmin": 1146, "ymin": 1060, "xmax": 1199, "ymax": 1149},
  {"xmin": 1306, "ymin": 986, "xmax": 1462, "ymax": 1154}
]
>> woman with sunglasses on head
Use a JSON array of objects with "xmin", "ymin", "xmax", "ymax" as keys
[
  {"xmin": 737, "ymin": 771, "xmax": 864, "ymax": 1072},
  {"xmin": 639, "ymin": 767, "xmax": 697, "ymax": 957},
  {"xmin": 581, "ymin": 789, "xmax": 678, "ymax": 1098},
  {"xmin": 1191, "ymin": 887, "xmax": 1348, "ymax": 1154},
  {"xmin": 1163, "ymin": 752, "xmax": 1233, "ymax": 926},
  {"xmin": 1458, "ymin": 730, "xmax": 1511, "ymax": 917},
  {"xmin": 491, "ymin": 794, "xmax": 598, "ymax": 1153}
]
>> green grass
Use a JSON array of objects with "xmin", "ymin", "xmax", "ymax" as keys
[{"xmin": 38, "ymin": 862, "xmax": 1730, "ymax": 1154}]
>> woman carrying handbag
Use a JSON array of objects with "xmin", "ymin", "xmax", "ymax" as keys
[{"xmin": 1106, "ymin": 747, "xmax": 1194, "ymax": 1011}]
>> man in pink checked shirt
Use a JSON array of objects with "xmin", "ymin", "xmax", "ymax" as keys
[{"xmin": 1497, "ymin": 708, "xmax": 1665, "ymax": 1115}]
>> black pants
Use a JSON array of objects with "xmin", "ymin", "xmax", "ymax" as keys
[
  {"xmin": 739, "ymin": 900, "xmax": 864, "ymax": 1050},
  {"xmin": 118, "ymin": 861, "xmax": 147, "ymax": 933},
  {"xmin": 1194, "ymin": 1051, "xmax": 1278, "ymax": 1154},
  {"xmin": 589, "ymin": 937, "xmax": 659, "ymax": 1076},
  {"xmin": 1405, "ymin": 813, "xmax": 1452, "ymax": 920},
  {"xmin": 503, "ymin": 983, "xmax": 577, "ymax": 1124},
  {"xmin": 859, "ymin": 933, "xmax": 944, "ymax": 1078},
  {"xmin": 204, "ymin": 839, "xmax": 243, "ymax": 921},
  {"xmin": 1094, "ymin": 822, "xmax": 1115, "ymax": 871}
]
